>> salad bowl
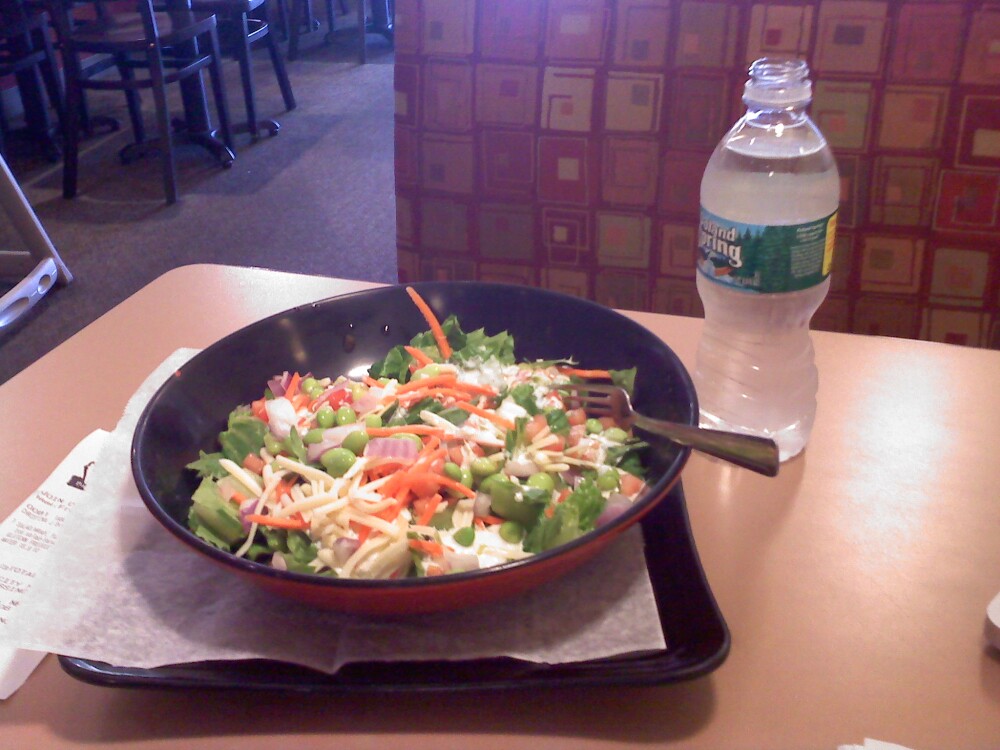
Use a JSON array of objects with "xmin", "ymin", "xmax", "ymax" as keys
[{"xmin": 131, "ymin": 282, "xmax": 698, "ymax": 615}]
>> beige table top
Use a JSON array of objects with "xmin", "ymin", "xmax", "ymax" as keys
[{"xmin": 2, "ymin": 264, "xmax": 999, "ymax": 750}]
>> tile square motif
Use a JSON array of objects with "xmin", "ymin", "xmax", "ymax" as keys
[
  {"xmin": 604, "ymin": 72, "xmax": 664, "ymax": 133},
  {"xmin": 870, "ymin": 156, "xmax": 939, "ymax": 227},
  {"xmin": 397, "ymin": 247, "xmax": 420, "ymax": 283},
  {"xmin": 544, "ymin": 0, "xmax": 610, "ymax": 63},
  {"xmin": 595, "ymin": 271, "xmax": 649, "ymax": 311},
  {"xmin": 542, "ymin": 207, "xmax": 591, "ymax": 264},
  {"xmin": 889, "ymin": 2, "xmax": 964, "ymax": 82},
  {"xmin": 481, "ymin": 130, "xmax": 535, "ymax": 196},
  {"xmin": 659, "ymin": 151, "xmax": 709, "ymax": 217},
  {"xmin": 930, "ymin": 246, "xmax": 990, "ymax": 308},
  {"xmin": 423, "ymin": 61, "xmax": 473, "ymax": 132},
  {"xmin": 419, "ymin": 257, "xmax": 479, "ymax": 282},
  {"xmin": 541, "ymin": 67, "xmax": 596, "ymax": 132},
  {"xmin": 859, "ymin": 235, "xmax": 925, "ymax": 294},
  {"xmin": 538, "ymin": 136, "xmax": 595, "ymax": 205},
  {"xmin": 394, "ymin": 62, "xmax": 420, "ymax": 126},
  {"xmin": 541, "ymin": 266, "xmax": 590, "ymax": 298},
  {"xmin": 421, "ymin": 198, "xmax": 472, "ymax": 253},
  {"xmin": 613, "ymin": 0, "xmax": 672, "ymax": 68},
  {"xmin": 956, "ymin": 96, "xmax": 1000, "ymax": 171},
  {"xmin": 853, "ymin": 295, "xmax": 921, "ymax": 338},
  {"xmin": 834, "ymin": 155, "xmax": 865, "ymax": 228},
  {"xmin": 675, "ymin": 1, "xmax": 738, "ymax": 69},
  {"xmin": 959, "ymin": 8, "xmax": 1000, "ymax": 85},
  {"xmin": 601, "ymin": 137, "xmax": 660, "ymax": 206},
  {"xmin": 667, "ymin": 75, "xmax": 729, "ymax": 150},
  {"xmin": 746, "ymin": 3, "xmax": 814, "ymax": 63},
  {"xmin": 480, "ymin": 262, "xmax": 537, "ymax": 285},
  {"xmin": 422, "ymin": 0, "xmax": 476, "ymax": 57},
  {"xmin": 658, "ymin": 223, "xmax": 698, "ymax": 276},
  {"xmin": 394, "ymin": 125, "xmax": 419, "ymax": 187},
  {"xmin": 475, "ymin": 65, "xmax": 539, "ymax": 127},
  {"xmin": 652, "ymin": 276, "xmax": 704, "ymax": 317},
  {"xmin": 596, "ymin": 212, "xmax": 652, "ymax": 268},
  {"xmin": 393, "ymin": 0, "xmax": 422, "ymax": 55},
  {"xmin": 877, "ymin": 86, "xmax": 948, "ymax": 151},
  {"xmin": 829, "ymin": 232, "xmax": 854, "ymax": 294},
  {"xmin": 478, "ymin": 0, "xmax": 544, "ymax": 62},
  {"xmin": 814, "ymin": 0, "xmax": 887, "ymax": 75},
  {"xmin": 934, "ymin": 171, "xmax": 1000, "ymax": 234},
  {"xmin": 478, "ymin": 204, "xmax": 536, "ymax": 261},
  {"xmin": 921, "ymin": 308, "xmax": 988, "ymax": 347},
  {"xmin": 396, "ymin": 193, "xmax": 415, "ymax": 246},
  {"xmin": 812, "ymin": 81, "xmax": 873, "ymax": 151},
  {"xmin": 421, "ymin": 134, "xmax": 475, "ymax": 194}
]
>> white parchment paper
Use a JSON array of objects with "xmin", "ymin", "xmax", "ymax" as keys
[{"xmin": 5, "ymin": 349, "xmax": 666, "ymax": 675}]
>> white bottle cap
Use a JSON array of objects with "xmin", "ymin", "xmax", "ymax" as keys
[{"xmin": 743, "ymin": 58, "xmax": 812, "ymax": 107}]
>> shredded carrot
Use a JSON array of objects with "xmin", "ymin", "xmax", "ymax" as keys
[
  {"xmin": 245, "ymin": 514, "xmax": 309, "ymax": 530},
  {"xmin": 408, "ymin": 539, "xmax": 446, "ymax": 557},
  {"xmin": 404, "ymin": 345, "xmax": 435, "ymax": 368},
  {"xmin": 454, "ymin": 381, "xmax": 497, "ymax": 396},
  {"xmin": 400, "ymin": 471, "xmax": 476, "ymax": 499},
  {"xmin": 367, "ymin": 425, "xmax": 446, "ymax": 438},
  {"xmin": 363, "ymin": 375, "xmax": 382, "ymax": 388},
  {"xmin": 351, "ymin": 521, "xmax": 372, "ymax": 546},
  {"xmin": 416, "ymin": 493, "xmax": 444, "ymax": 526},
  {"xmin": 558, "ymin": 367, "xmax": 613, "ymax": 379},
  {"xmin": 454, "ymin": 401, "xmax": 516, "ymax": 431},
  {"xmin": 230, "ymin": 491, "xmax": 247, "ymax": 506},
  {"xmin": 406, "ymin": 286, "xmax": 453, "ymax": 359},
  {"xmin": 284, "ymin": 372, "xmax": 302, "ymax": 399},
  {"xmin": 395, "ymin": 373, "xmax": 458, "ymax": 394}
]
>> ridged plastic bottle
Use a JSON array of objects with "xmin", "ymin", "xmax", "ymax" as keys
[{"xmin": 694, "ymin": 59, "xmax": 839, "ymax": 461}]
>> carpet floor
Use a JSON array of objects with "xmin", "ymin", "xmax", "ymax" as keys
[{"xmin": 0, "ymin": 25, "xmax": 397, "ymax": 387}]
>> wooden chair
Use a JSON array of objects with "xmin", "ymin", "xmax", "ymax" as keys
[
  {"xmin": 189, "ymin": 0, "xmax": 296, "ymax": 139},
  {"xmin": 0, "ymin": 2, "xmax": 64, "ymax": 162},
  {"xmin": 48, "ymin": 0, "xmax": 234, "ymax": 204}
]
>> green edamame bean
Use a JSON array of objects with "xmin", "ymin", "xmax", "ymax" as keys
[
  {"xmin": 453, "ymin": 526, "xmax": 475, "ymax": 547},
  {"xmin": 316, "ymin": 405, "xmax": 335, "ymax": 429},
  {"xmin": 341, "ymin": 430, "xmax": 369, "ymax": 456},
  {"xmin": 585, "ymin": 418, "xmax": 604, "ymax": 434},
  {"xmin": 394, "ymin": 433, "xmax": 424, "ymax": 451},
  {"xmin": 335, "ymin": 405, "xmax": 356, "ymax": 425},
  {"xmin": 443, "ymin": 462, "xmax": 464, "ymax": 482},
  {"xmin": 596, "ymin": 468, "xmax": 621, "ymax": 492},
  {"xmin": 470, "ymin": 456, "xmax": 498, "ymax": 479},
  {"xmin": 411, "ymin": 363, "xmax": 443, "ymax": 381},
  {"xmin": 365, "ymin": 413, "xmax": 383, "ymax": 428},
  {"xmin": 263, "ymin": 433, "xmax": 283, "ymax": 456},
  {"xmin": 499, "ymin": 521, "xmax": 525, "ymax": 544},
  {"xmin": 489, "ymin": 478, "xmax": 538, "ymax": 526},
  {"xmin": 300, "ymin": 377, "xmax": 318, "ymax": 394},
  {"xmin": 321, "ymin": 447, "xmax": 356, "ymax": 477},
  {"xmin": 603, "ymin": 427, "xmax": 629, "ymax": 443},
  {"xmin": 303, "ymin": 428, "xmax": 326, "ymax": 445},
  {"xmin": 526, "ymin": 472, "xmax": 555, "ymax": 493}
]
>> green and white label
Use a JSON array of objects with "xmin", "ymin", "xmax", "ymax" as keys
[{"xmin": 697, "ymin": 208, "xmax": 837, "ymax": 293}]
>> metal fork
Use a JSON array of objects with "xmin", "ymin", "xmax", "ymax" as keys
[{"xmin": 559, "ymin": 383, "xmax": 780, "ymax": 477}]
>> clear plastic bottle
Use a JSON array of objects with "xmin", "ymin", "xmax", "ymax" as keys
[{"xmin": 694, "ymin": 58, "xmax": 839, "ymax": 461}]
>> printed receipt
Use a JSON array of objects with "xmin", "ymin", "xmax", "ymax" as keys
[{"xmin": 0, "ymin": 429, "xmax": 110, "ymax": 699}]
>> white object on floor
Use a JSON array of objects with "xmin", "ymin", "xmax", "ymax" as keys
[{"xmin": 838, "ymin": 740, "xmax": 915, "ymax": 750}]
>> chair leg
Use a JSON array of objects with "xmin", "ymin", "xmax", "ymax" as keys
[
  {"xmin": 357, "ymin": 0, "xmax": 366, "ymax": 64},
  {"xmin": 265, "ymin": 26, "xmax": 296, "ymax": 112},
  {"xmin": 232, "ymin": 12, "xmax": 260, "ymax": 140},
  {"xmin": 145, "ymin": 49, "xmax": 178, "ymax": 204},
  {"xmin": 207, "ymin": 26, "xmax": 235, "ymax": 154},
  {"xmin": 62, "ymin": 61, "xmax": 83, "ymax": 199},
  {"xmin": 115, "ymin": 54, "xmax": 146, "ymax": 145},
  {"xmin": 287, "ymin": 0, "xmax": 304, "ymax": 60}
]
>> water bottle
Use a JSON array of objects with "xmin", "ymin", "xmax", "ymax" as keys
[{"xmin": 694, "ymin": 58, "xmax": 839, "ymax": 462}]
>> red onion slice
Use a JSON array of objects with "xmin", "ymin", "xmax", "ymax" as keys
[
  {"xmin": 596, "ymin": 493, "xmax": 633, "ymax": 527},
  {"xmin": 267, "ymin": 371, "xmax": 291, "ymax": 398},
  {"xmin": 364, "ymin": 437, "xmax": 420, "ymax": 462}
]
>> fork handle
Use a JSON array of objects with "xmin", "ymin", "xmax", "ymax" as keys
[{"xmin": 631, "ymin": 414, "xmax": 780, "ymax": 477}]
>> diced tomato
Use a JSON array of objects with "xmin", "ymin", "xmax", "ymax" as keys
[
  {"xmin": 620, "ymin": 472, "xmax": 645, "ymax": 497},
  {"xmin": 566, "ymin": 408, "xmax": 587, "ymax": 426},
  {"xmin": 567, "ymin": 424, "xmax": 587, "ymax": 447},
  {"xmin": 524, "ymin": 414, "xmax": 548, "ymax": 441},
  {"xmin": 251, "ymin": 398, "xmax": 268, "ymax": 422}
]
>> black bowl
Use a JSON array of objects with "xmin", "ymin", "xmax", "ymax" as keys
[{"xmin": 131, "ymin": 282, "xmax": 697, "ymax": 614}]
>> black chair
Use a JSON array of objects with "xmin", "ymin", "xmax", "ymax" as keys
[
  {"xmin": 48, "ymin": 0, "xmax": 234, "ymax": 204},
  {"xmin": 189, "ymin": 0, "xmax": 296, "ymax": 139},
  {"xmin": 0, "ymin": 2, "xmax": 64, "ymax": 162}
]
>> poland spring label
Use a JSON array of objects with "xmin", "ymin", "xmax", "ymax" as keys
[{"xmin": 697, "ymin": 208, "xmax": 837, "ymax": 293}]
